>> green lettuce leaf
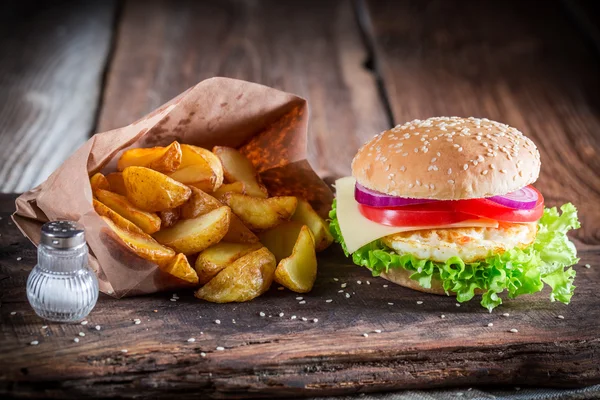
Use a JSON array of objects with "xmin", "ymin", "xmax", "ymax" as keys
[{"xmin": 329, "ymin": 199, "xmax": 580, "ymax": 311}]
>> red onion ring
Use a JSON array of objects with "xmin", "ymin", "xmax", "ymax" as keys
[
  {"xmin": 354, "ymin": 183, "xmax": 438, "ymax": 207},
  {"xmin": 488, "ymin": 186, "xmax": 539, "ymax": 210}
]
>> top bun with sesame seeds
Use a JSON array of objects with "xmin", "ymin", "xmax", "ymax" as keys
[{"xmin": 351, "ymin": 116, "xmax": 541, "ymax": 200}]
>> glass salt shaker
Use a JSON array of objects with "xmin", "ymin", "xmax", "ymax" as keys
[{"xmin": 26, "ymin": 221, "xmax": 99, "ymax": 322}]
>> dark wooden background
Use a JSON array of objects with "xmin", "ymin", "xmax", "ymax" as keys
[{"xmin": 1, "ymin": 0, "xmax": 600, "ymax": 398}]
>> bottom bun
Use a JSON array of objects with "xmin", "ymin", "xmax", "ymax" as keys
[
  {"xmin": 380, "ymin": 268, "xmax": 486, "ymax": 296},
  {"xmin": 380, "ymin": 268, "xmax": 449, "ymax": 295}
]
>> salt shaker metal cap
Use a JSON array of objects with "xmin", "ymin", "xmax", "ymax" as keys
[
  {"xmin": 40, "ymin": 221, "xmax": 85, "ymax": 249},
  {"xmin": 27, "ymin": 220, "xmax": 99, "ymax": 323}
]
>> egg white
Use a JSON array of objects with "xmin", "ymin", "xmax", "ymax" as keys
[{"xmin": 381, "ymin": 223, "xmax": 537, "ymax": 263}]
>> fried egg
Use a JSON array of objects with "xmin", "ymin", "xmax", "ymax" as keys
[{"xmin": 381, "ymin": 223, "xmax": 537, "ymax": 263}]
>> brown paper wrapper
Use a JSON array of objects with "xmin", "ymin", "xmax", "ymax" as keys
[{"xmin": 12, "ymin": 77, "xmax": 333, "ymax": 298}]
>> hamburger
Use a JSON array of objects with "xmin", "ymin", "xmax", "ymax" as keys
[{"xmin": 329, "ymin": 117, "xmax": 580, "ymax": 311}]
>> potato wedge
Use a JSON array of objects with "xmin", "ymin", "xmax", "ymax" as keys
[
  {"xmin": 90, "ymin": 173, "xmax": 110, "ymax": 193},
  {"xmin": 93, "ymin": 199, "xmax": 144, "ymax": 235},
  {"xmin": 123, "ymin": 166, "xmax": 192, "ymax": 212},
  {"xmin": 180, "ymin": 187, "xmax": 258, "ymax": 243},
  {"xmin": 102, "ymin": 216, "xmax": 175, "ymax": 265},
  {"xmin": 168, "ymin": 144, "xmax": 224, "ymax": 192},
  {"xmin": 181, "ymin": 144, "xmax": 224, "ymax": 190},
  {"xmin": 162, "ymin": 253, "xmax": 199, "ymax": 284},
  {"xmin": 153, "ymin": 206, "xmax": 230, "ymax": 255},
  {"xmin": 195, "ymin": 247, "xmax": 276, "ymax": 303},
  {"xmin": 291, "ymin": 199, "xmax": 334, "ymax": 251},
  {"xmin": 180, "ymin": 186, "xmax": 221, "ymax": 219},
  {"xmin": 117, "ymin": 141, "xmax": 182, "ymax": 173},
  {"xmin": 258, "ymin": 220, "xmax": 304, "ymax": 262},
  {"xmin": 105, "ymin": 172, "xmax": 127, "ymax": 196},
  {"xmin": 212, "ymin": 181, "xmax": 246, "ymax": 200},
  {"xmin": 160, "ymin": 208, "xmax": 180, "ymax": 229},
  {"xmin": 221, "ymin": 193, "xmax": 297, "ymax": 231},
  {"xmin": 168, "ymin": 164, "xmax": 215, "ymax": 191},
  {"xmin": 274, "ymin": 226, "xmax": 317, "ymax": 293},
  {"xmin": 212, "ymin": 146, "xmax": 268, "ymax": 198},
  {"xmin": 195, "ymin": 242, "xmax": 263, "ymax": 284},
  {"xmin": 95, "ymin": 189, "xmax": 161, "ymax": 234}
]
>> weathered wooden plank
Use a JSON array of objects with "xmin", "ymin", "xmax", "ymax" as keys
[
  {"xmin": 0, "ymin": 0, "xmax": 116, "ymax": 193},
  {"xmin": 97, "ymin": 0, "xmax": 389, "ymax": 179},
  {"xmin": 0, "ymin": 192, "xmax": 599, "ymax": 398},
  {"xmin": 364, "ymin": 0, "xmax": 600, "ymax": 247}
]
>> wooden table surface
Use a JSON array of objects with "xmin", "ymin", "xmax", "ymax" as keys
[{"xmin": 1, "ymin": 0, "xmax": 600, "ymax": 399}]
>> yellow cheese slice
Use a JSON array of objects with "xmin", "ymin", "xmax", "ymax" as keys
[{"xmin": 335, "ymin": 176, "xmax": 499, "ymax": 254}]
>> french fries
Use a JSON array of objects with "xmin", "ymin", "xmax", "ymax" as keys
[
  {"xmin": 90, "ymin": 173, "xmax": 110, "ymax": 193},
  {"xmin": 88, "ymin": 140, "xmax": 324, "ymax": 302},
  {"xmin": 153, "ymin": 206, "xmax": 231, "ymax": 255},
  {"xmin": 105, "ymin": 172, "xmax": 127, "ymax": 196},
  {"xmin": 274, "ymin": 226, "xmax": 317, "ymax": 293},
  {"xmin": 123, "ymin": 166, "xmax": 191, "ymax": 212},
  {"xmin": 117, "ymin": 141, "xmax": 182, "ymax": 173},
  {"xmin": 162, "ymin": 253, "xmax": 199, "ymax": 284},
  {"xmin": 195, "ymin": 242, "xmax": 263, "ymax": 284},
  {"xmin": 221, "ymin": 193, "xmax": 297, "ymax": 231},
  {"xmin": 213, "ymin": 146, "xmax": 268, "ymax": 198},
  {"xmin": 291, "ymin": 199, "xmax": 333, "ymax": 251},
  {"xmin": 95, "ymin": 189, "xmax": 161, "ymax": 234},
  {"xmin": 195, "ymin": 247, "xmax": 276, "ymax": 303},
  {"xmin": 101, "ymin": 217, "xmax": 175, "ymax": 266}
]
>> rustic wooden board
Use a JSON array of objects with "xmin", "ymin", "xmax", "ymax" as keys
[
  {"xmin": 0, "ymin": 0, "xmax": 116, "ymax": 193},
  {"xmin": 1, "ymin": 193, "xmax": 599, "ymax": 398},
  {"xmin": 97, "ymin": 0, "xmax": 389, "ymax": 179},
  {"xmin": 363, "ymin": 0, "xmax": 600, "ymax": 246}
]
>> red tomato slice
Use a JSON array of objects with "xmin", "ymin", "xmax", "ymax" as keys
[{"xmin": 358, "ymin": 204, "xmax": 476, "ymax": 227}]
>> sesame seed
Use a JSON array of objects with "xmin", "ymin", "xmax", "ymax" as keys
[
  {"xmin": 502, "ymin": 313, "xmax": 510, "ymax": 317},
  {"xmin": 362, "ymin": 333, "xmax": 369, "ymax": 337},
  {"xmin": 81, "ymin": 320, "xmax": 88, "ymax": 325},
  {"xmin": 296, "ymin": 297, "xmax": 303, "ymax": 300},
  {"xmin": 500, "ymin": 169, "xmax": 507, "ymax": 174},
  {"xmin": 487, "ymin": 323, "xmax": 494, "ymax": 327},
  {"xmin": 366, "ymin": 281, "xmax": 371, "ymax": 285},
  {"xmin": 42, "ymin": 326, "xmax": 48, "ymax": 329},
  {"xmin": 170, "ymin": 298, "xmax": 177, "ymax": 302},
  {"xmin": 134, "ymin": 320, "xmax": 141, "ymax": 325},
  {"xmin": 30, "ymin": 340, "xmax": 39, "ymax": 346},
  {"xmin": 416, "ymin": 180, "xmax": 421, "ymax": 186},
  {"xmin": 458, "ymin": 147, "xmax": 463, "ymax": 152},
  {"xmin": 299, "ymin": 300, "xmax": 306, "ymax": 304},
  {"xmin": 200, "ymin": 352, "xmax": 206, "ymax": 357},
  {"xmin": 153, "ymin": 310, "xmax": 158, "ymax": 313},
  {"xmin": 357, "ymin": 280, "xmax": 362, "ymax": 285},
  {"xmin": 78, "ymin": 332, "xmax": 85, "ymax": 337},
  {"xmin": 399, "ymin": 165, "xmax": 406, "ymax": 172},
  {"xmin": 73, "ymin": 338, "xmax": 79, "ymax": 343},
  {"xmin": 373, "ymin": 329, "xmax": 382, "ymax": 333},
  {"xmin": 431, "ymin": 157, "xmax": 437, "ymax": 163},
  {"xmin": 216, "ymin": 346, "xmax": 225, "ymax": 351},
  {"xmin": 463, "ymin": 164, "xmax": 469, "ymax": 170},
  {"xmin": 291, "ymin": 315, "xmax": 297, "ymax": 320},
  {"xmin": 341, "ymin": 283, "xmax": 347, "ymax": 288},
  {"xmin": 455, "ymin": 303, "xmax": 461, "ymax": 307},
  {"xmin": 416, "ymin": 301, "xmax": 423, "ymax": 305},
  {"xmin": 302, "ymin": 317, "xmax": 308, "ymax": 321},
  {"xmin": 557, "ymin": 315, "xmax": 565, "ymax": 319},
  {"xmin": 481, "ymin": 170, "xmax": 488, "ymax": 175},
  {"xmin": 326, "ymin": 299, "xmax": 333, "ymax": 303},
  {"xmin": 388, "ymin": 302, "xmax": 394, "ymax": 305},
  {"xmin": 448, "ymin": 180, "xmax": 455, "ymax": 185},
  {"xmin": 333, "ymin": 278, "xmax": 339, "ymax": 281},
  {"xmin": 408, "ymin": 183, "xmax": 414, "ymax": 188},
  {"xmin": 16, "ymin": 257, "xmax": 22, "ymax": 261},
  {"xmin": 278, "ymin": 312, "xmax": 284, "ymax": 317},
  {"xmin": 383, "ymin": 285, "xmax": 388, "ymax": 288},
  {"xmin": 312, "ymin": 318, "xmax": 318, "ymax": 323},
  {"xmin": 447, "ymin": 168, "xmax": 452, "ymax": 174},
  {"xmin": 10, "ymin": 311, "xmax": 16, "ymax": 316},
  {"xmin": 259, "ymin": 312, "xmax": 265, "ymax": 317},
  {"xmin": 585, "ymin": 264, "xmax": 591, "ymax": 269},
  {"xmin": 338, "ymin": 290, "xmax": 344, "ymax": 293},
  {"xmin": 187, "ymin": 338, "xmax": 196, "ymax": 343},
  {"xmin": 509, "ymin": 329, "xmax": 519, "ymax": 333},
  {"xmin": 121, "ymin": 349, "xmax": 128, "ymax": 353},
  {"xmin": 440, "ymin": 315, "xmax": 446, "ymax": 319},
  {"xmin": 345, "ymin": 293, "xmax": 351, "ymax": 298},
  {"xmin": 95, "ymin": 325, "xmax": 101, "ymax": 331}
]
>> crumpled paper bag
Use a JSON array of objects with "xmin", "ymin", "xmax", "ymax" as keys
[{"xmin": 12, "ymin": 77, "xmax": 333, "ymax": 298}]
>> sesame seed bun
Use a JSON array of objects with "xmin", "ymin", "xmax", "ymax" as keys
[{"xmin": 351, "ymin": 117, "xmax": 541, "ymax": 200}]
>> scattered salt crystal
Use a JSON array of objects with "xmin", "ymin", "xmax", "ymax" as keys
[
  {"xmin": 30, "ymin": 340, "xmax": 39, "ymax": 346},
  {"xmin": 187, "ymin": 338, "xmax": 196, "ymax": 343}
]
